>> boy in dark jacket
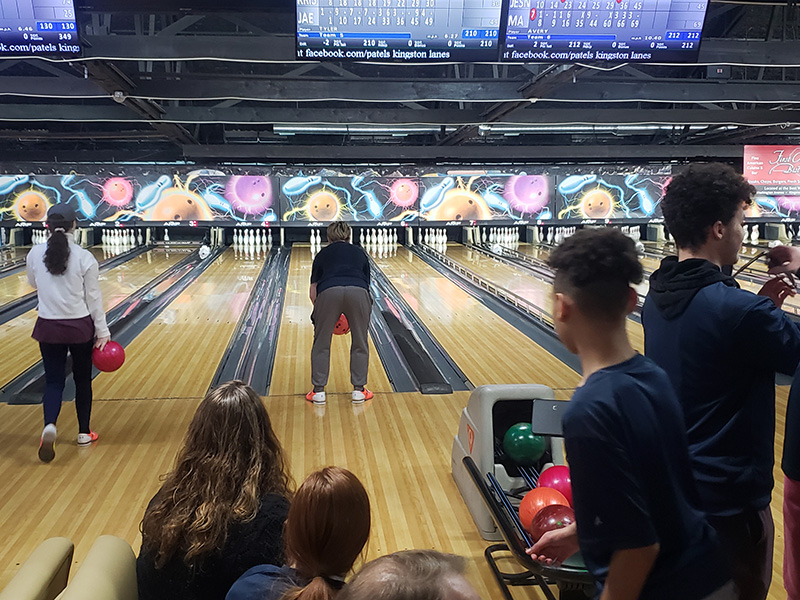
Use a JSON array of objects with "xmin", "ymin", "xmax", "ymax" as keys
[{"xmin": 642, "ymin": 162, "xmax": 800, "ymax": 600}]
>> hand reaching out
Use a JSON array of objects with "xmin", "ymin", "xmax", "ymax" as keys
[
  {"xmin": 758, "ymin": 275, "xmax": 797, "ymax": 308},
  {"xmin": 525, "ymin": 522, "xmax": 580, "ymax": 567}
]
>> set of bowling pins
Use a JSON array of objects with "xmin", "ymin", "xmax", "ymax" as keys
[
  {"xmin": 233, "ymin": 228, "xmax": 272, "ymax": 250},
  {"xmin": 309, "ymin": 229, "xmax": 323, "ymax": 255},
  {"xmin": 532, "ymin": 226, "xmax": 576, "ymax": 246},
  {"xmin": 485, "ymin": 227, "xmax": 520, "ymax": 248},
  {"xmin": 743, "ymin": 224, "xmax": 760, "ymax": 245},
  {"xmin": 359, "ymin": 228, "xmax": 398, "ymax": 248},
  {"xmin": 422, "ymin": 228, "xmax": 447, "ymax": 250},
  {"xmin": 618, "ymin": 225, "xmax": 641, "ymax": 241},
  {"xmin": 31, "ymin": 229, "xmax": 49, "ymax": 245},
  {"xmin": 102, "ymin": 228, "xmax": 143, "ymax": 249}
]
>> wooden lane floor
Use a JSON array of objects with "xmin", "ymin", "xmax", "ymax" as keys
[
  {"xmin": 92, "ymin": 249, "xmax": 263, "ymax": 400},
  {"xmin": 0, "ymin": 249, "xmax": 185, "ymax": 389},
  {"xmin": 269, "ymin": 245, "xmax": 392, "ymax": 398},
  {"xmin": 445, "ymin": 244, "xmax": 645, "ymax": 353},
  {"xmin": 376, "ymin": 246, "xmax": 580, "ymax": 393},
  {"xmin": 0, "ymin": 247, "xmax": 106, "ymax": 307}
]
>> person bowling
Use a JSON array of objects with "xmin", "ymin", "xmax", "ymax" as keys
[
  {"xmin": 307, "ymin": 221, "xmax": 372, "ymax": 405},
  {"xmin": 27, "ymin": 204, "xmax": 110, "ymax": 462}
]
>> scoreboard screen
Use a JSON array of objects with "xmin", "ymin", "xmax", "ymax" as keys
[
  {"xmin": 502, "ymin": 0, "xmax": 710, "ymax": 63},
  {"xmin": 0, "ymin": 0, "xmax": 80, "ymax": 56},
  {"xmin": 296, "ymin": 0, "xmax": 503, "ymax": 62}
]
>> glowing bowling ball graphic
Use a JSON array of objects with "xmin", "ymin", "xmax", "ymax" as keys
[
  {"xmin": 225, "ymin": 176, "xmax": 273, "ymax": 216},
  {"xmin": 307, "ymin": 191, "xmax": 340, "ymax": 221},
  {"xmin": 102, "ymin": 177, "xmax": 134, "ymax": 207},
  {"xmin": 581, "ymin": 188, "xmax": 614, "ymax": 219},
  {"xmin": 16, "ymin": 190, "xmax": 49, "ymax": 221},
  {"xmin": 429, "ymin": 190, "xmax": 492, "ymax": 221},
  {"xmin": 147, "ymin": 188, "xmax": 214, "ymax": 221},
  {"xmin": 389, "ymin": 178, "xmax": 419, "ymax": 208},
  {"xmin": 504, "ymin": 175, "xmax": 549, "ymax": 214}
]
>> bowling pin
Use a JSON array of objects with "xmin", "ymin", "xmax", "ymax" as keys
[
  {"xmin": 267, "ymin": 230, "xmax": 273, "ymax": 247},
  {"xmin": 164, "ymin": 229, "xmax": 170, "ymax": 243},
  {"xmin": 751, "ymin": 225, "xmax": 759, "ymax": 244}
]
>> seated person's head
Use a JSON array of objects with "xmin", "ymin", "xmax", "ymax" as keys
[
  {"xmin": 548, "ymin": 228, "xmax": 643, "ymax": 352},
  {"xmin": 327, "ymin": 221, "xmax": 351, "ymax": 243},
  {"xmin": 142, "ymin": 380, "xmax": 292, "ymax": 568},
  {"xmin": 283, "ymin": 466, "xmax": 370, "ymax": 598},
  {"xmin": 337, "ymin": 550, "xmax": 481, "ymax": 600},
  {"xmin": 662, "ymin": 162, "xmax": 755, "ymax": 262}
]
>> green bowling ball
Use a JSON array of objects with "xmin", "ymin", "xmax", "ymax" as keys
[{"xmin": 503, "ymin": 422, "xmax": 546, "ymax": 466}]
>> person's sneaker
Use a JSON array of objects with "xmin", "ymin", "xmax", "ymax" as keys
[
  {"xmin": 306, "ymin": 390, "xmax": 326, "ymax": 405},
  {"xmin": 77, "ymin": 431, "xmax": 99, "ymax": 446},
  {"xmin": 38, "ymin": 424, "xmax": 57, "ymax": 463},
  {"xmin": 352, "ymin": 388, "xmax": 374, "ymax": 404}
]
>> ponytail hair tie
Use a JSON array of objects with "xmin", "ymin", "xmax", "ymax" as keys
[{"xmin": 54, "ymin": 227, "xmax": 66, "ymax": 233}]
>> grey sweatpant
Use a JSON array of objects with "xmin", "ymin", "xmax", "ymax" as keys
[{"xmin": 311, "ymin": 286, "xmax": 371, "ymax": 388}]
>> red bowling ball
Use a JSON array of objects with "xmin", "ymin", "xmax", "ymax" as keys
[
  {"xmin": 519, "ymin": 487, "xmax": 569, "ymax": 533},
  {"xmin": 92, "ymin": 341, "xmax": 126, "ymax": 372},
  {"xmin": 529, "ymin": 504, "xmax": 575, "ymax": 541},
  {"xmin": 537, "ymin": 465, "xmax": 573, "ymax": 507},
  {"xmin": 334, "ymin": 314, "xmax": 350, "ymax": 335}
]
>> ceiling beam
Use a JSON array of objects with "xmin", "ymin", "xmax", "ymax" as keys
[
  {"xmin": 181, "ymin": 143, "xmax": 745, "ymax": 162},
  {"xmin": 2, "ymin": 105, "xmax": 798, "ymax": 127}
]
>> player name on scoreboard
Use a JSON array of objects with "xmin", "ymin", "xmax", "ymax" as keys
[
  {"xmin": 296, "ymin": 0, "xmax": 503, "ymax": 62},
  {"xmin": 503, "ymin": 0, "xmax": 708, "ymax": 63}
]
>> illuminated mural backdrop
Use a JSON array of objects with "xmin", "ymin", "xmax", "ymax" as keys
[
  {"xmin": 1, "ymin": 167, "xmax": 675, "ymax": 225},
  {"xmin": 555, "ymin": 172, "xmax": 669, "ymax": 221}
]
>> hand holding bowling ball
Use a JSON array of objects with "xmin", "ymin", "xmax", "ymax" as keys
[
  {"xmin": 529, "ymin": 504, "xmax": 575, "ymax": 542},
  {"xmin": 503, "ymin": 423, "xmax": 546, "ymax": 466},
  {"xmin": 526, "ymin": 520, "xmax": 580, "ymax": 567},
  {"xmin": 519, "ymin": 487, "xmax": 569, "ymax": 532},
  {"xmin": 766, "ymin": 245, "xmax": 800, "ymax": 275},
  {"xmin": 333, "ymin": 314, "xmax": 350, "ymax": 335},
  {"xmin": 537, "ymin": 465, "xmax": 572, "ymax": 507},
  {"xmin": 92, "ymin": 341, "xmax": 126, "ymax": 372}
]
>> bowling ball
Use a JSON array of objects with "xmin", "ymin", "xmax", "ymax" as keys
[
  {"xmin": 429, "ymin": 191, "xmax": 491, "ymax": 221},
  {"xmin": 16, "ymin": 191, "xmax": 49, "ymax": 222},
  {"xmin": 581, "ymin": 188, "xmax": 613, "ymax": 219},
  {"xmin": 537, "ymin": 465, "xmax": 572, "ymax": 507},
  {"xmin": 502, "ymin": 423, "xmax": 546, "ymax": 466},
  {"xmin": 529, "ymin": 504, "xmax": 575, "ymax": 541},
  {"xmin": 519, "ymin": 487, "xmax": 570, "ymax": 532},
  {"xmin": 92, "ymin": 341, "xmax": 126, "ymax": 372},
  {"xmin": 334, "ymin": 313, "xmax": 350, "ymax": 335},
  {"xmin": 308, "ymin": 191, "xmax": 340, "ymax": 221},
  {"xmin": 147, "ymin": 189, "xmax": 213, "ymax": 221}
]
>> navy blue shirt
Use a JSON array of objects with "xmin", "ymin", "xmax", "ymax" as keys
[
  {"xmin": 643, "ymin": 258, "xmax": 800, "ymax": 515},
  {"xmin": 564, "ymin": 354, "xmax": 729, "ymax": 600},
  {"xmin": 310, "ymin": 241, "xmax": 370, "ymax": 295},
  {"xmin": 226, "ymin": 564, "xmax": 303, "ymax": 600}
]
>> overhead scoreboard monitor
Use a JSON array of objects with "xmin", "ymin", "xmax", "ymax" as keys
[
  {"xmin": 0, "ymin": 0, "xmax": 79, "ymax": 56},
  {"xmin": 503, "ymin": 0, "xmax": 711, "ymax": 63},
  {"xmin": 296, "ymin": 0, "xmax": 503, "ymax": 62}
]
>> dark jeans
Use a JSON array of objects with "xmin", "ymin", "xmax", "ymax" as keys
[
  {"xmin": 39, "ymin": 341, "xmax": 94, "ymax": 433},
  {"xmin": 708, "ymin": 507, "xmax": 774, "ymax": 600}
]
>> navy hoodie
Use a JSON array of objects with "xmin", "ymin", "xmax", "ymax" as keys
[{"xmin": 643, "ymin": 257, "xmax": 800, "ymax": 516}]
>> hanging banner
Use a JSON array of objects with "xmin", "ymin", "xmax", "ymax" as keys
[{"xmin": 744, "ymin": 146, "xmax": 800, "ymax": 217}]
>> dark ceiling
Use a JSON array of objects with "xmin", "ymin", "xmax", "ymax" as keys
[{"xmin": 0, "ymin": 2, "xmax": 799, "ymax": 165}]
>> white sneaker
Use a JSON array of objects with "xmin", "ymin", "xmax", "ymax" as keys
[
  {"xmin": 306, "ymin": 390, "xmax": 326, "ymax": 405},
  {"xmin": 351, "ymin": 388, "xmax": 374, "ymax": 404},
  {"xmin": 38, "ymin": 424, "xmax": 57, "ymax": 463}
]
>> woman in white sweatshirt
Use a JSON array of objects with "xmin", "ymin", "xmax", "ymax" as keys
[{"xmin": 26, "ymin": 203, "xmax": 110, "ymax": 463}]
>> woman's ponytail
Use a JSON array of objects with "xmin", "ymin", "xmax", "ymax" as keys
[
  {"xmin": 44, "ymin": 219, "xmax": 71, "ymax": 275},
  {"xmin": 281, "ymin": 576, "xmax": 339, "ymax": 600}
]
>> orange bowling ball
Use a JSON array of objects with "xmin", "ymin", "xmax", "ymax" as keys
[
  {"xmin": 334, "ymin": 313, "xmax": 350, "ymax": 335},
  {"xmin": 519, "ymin": 487, "xmax": 570, "ymax": 532},
  {"xmin": 308, "ymin": 191, "xmax": 340, "ymax": 221}
]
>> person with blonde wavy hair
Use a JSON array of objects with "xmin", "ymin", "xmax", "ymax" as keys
[
  {"xmin": 136, "ymin": 381, "xmax": 293, "ymax": 600},
  {"xmin": 226, "ymin": 466, "xmax": 371, "ymax": 600}
]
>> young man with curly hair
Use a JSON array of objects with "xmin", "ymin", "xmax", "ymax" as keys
[
  {"xmin": 643, "ymin": 163, "xmax": 800, "ymax": 600},
  {"xmin": 528, "ymin": 228, "xmax": 732, "ymax": 600}
]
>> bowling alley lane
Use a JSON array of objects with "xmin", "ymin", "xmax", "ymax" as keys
[
  {"xmin": 92, "ymin": 249, "xmax": 264, "ymax": 400},
  {"xmin": 0, "ymin": 249, "xmax": 185, "ymax": 389},
  {"xmin": 0, "ymin": 246, "xmax": 106, "ymax": 308},
  {"xmin": 375, "ymin": 247, "xmax": 580, "ymax": 394},
  {"xmin": 269, "ymin": 246, "xmax": 392, "ymax": 397},
  {"xmin": 444, "ymin": 244, "xmax": 645, "ymax": 353}
]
